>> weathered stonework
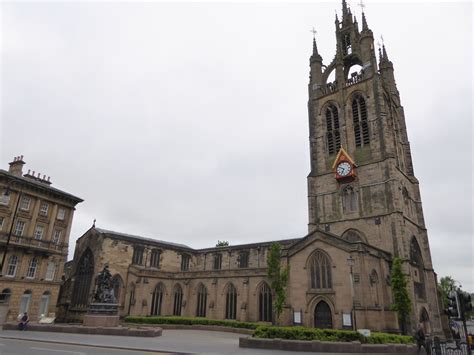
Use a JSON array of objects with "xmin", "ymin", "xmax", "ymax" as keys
[
  {"xmin": 60, "ymin": 1, "xmax": 442, "ymax": 336},
  {"xmin": 0, "ymin": 156, "xmax": 82, "ymax": 322}
]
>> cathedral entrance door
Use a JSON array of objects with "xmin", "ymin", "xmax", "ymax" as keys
[{"xmin": 314, "ymin": 301, "xmax": 332, "ymax": 329}]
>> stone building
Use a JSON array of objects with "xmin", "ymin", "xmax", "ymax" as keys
[
  {"xmin": 0, "ymin": 156, "xmax": 82, "ymax": 322},
  {"xmin": 59, "ymin": 1, "xmax": 442, "ymax": 335}
]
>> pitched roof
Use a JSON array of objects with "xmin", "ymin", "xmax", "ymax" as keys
[
  {"xmin": 0, "ymin": 169, "xmax": 83, "ymax": 204},
  {"xmin": 92, "ymin": 227, "xmax": 302, "ymax": 252},
  {"xmin": 94, "ymin": 228, "xmax": 193, "ymax": 250}
]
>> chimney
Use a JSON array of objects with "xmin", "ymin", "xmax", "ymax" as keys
[{"xmin": 8, "ymin": 155, "xmax": 25, "ymax": 177}]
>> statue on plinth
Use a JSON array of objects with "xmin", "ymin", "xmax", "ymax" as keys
[
  {"xmin": 84, "ymin": 264, "xmax": 119, "ymax": 326},
  {"xmin": 93, "ymin": 264, "xmax": 117, "ymax": 304}
]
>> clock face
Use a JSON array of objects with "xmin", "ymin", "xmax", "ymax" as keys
[{"xmin": 336, "ymin": 161, "xmax": 352, "ymax": 177}]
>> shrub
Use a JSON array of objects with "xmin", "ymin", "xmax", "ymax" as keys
[
  {"xmin": 253, "ymin": 326, "xmax": 414, "ymax": 344},
  {"xmin": 124, "ymin": 316, "xmax": 259, "ymax": 330}
]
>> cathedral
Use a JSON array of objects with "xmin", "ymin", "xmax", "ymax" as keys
[{"xmin": 59, "ymin": 1, "xmax": 443, "ymax": 335}]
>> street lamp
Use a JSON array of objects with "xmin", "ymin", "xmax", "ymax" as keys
[
  {"xmin": 347, "ymin": 255, "xmax": 357, "ymax": 331},
  {"xmin": 0, "ymin": 186, "xmax": 22, "ymax": 275}
]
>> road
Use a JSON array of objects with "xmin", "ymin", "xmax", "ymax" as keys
[
  {"xmin": 0, "ymin": 329, "xmax": 371, "ymax": 355},
  {"xmin": 0, "ymin": 338, "xmax": 174, "ymax": 355}
]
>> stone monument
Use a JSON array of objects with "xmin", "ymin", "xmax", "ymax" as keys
[{"xmin": 83, "ymin": 264, "xmax": 119, "ymax": 327}]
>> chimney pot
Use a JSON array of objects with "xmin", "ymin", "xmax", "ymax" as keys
[{"xmin": 8, "ymin": 155, "xmax": 26, "ymax": 177}]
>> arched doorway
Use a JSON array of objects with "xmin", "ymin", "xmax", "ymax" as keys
[{"xmin": 314, "ymin": 301, "xmax": 332, "ymax": 329}]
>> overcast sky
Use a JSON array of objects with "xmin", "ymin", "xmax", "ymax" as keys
[{"xmin": 1, "ymin": 1, "xmax": 472, "ymax": 291}]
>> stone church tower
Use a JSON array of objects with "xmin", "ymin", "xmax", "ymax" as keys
[
  {"xmin": 307, "ymin": 0, "xmax": 442, "ymax": 333},
  {"xmin": 60, "ymin": 0, "xmax": 443, "ymax": 335}
]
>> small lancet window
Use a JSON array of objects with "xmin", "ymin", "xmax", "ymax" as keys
[
  {"xmin": 326, "ymin": 105, "xmax": 341, "ymax": 155},
  {"xmin": 352, "ymin": 95, "xmax": 369, "ymax": 147}
]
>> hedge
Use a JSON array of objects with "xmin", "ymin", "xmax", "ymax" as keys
[
  {"xmin": 124, "ymin": 316, "xmax": 259, "ymax": 330},
  {"xmin": 253, "ymin": 326, "xmax": 414, "ymax": 344},
  {"xmin": 124, "ymin": 317, "xmax": 413, "ymax": 344}
]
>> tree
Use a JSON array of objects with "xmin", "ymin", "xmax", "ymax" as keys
[
  {"xmin": 390, "ymin": 257, "xmax": 412, "ymax": 335},
  {"xmin": 438, "ymin": 276, "xmax": 457, "ymax": 308},
  {"xmin": 215, "ymin": 240, "xmax": 229, "ymax": 247},
  {"xmin": 267, "ymin": 242, "xmax": 289, "ymax": 325}
]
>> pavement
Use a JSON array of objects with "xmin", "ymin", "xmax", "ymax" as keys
[{"xmin": 0, "ymin": 328, "xmax": 370, "ymax": 355}]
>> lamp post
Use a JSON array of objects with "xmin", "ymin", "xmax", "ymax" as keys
[
  {"xmin": 0, "ymin": 186, "xmax": 22, "ymax": 275},
  {"xmin": 347, "ymin": 255, "xmax": 357, "ymax": 331}
]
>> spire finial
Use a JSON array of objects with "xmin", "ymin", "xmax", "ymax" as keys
[
  {"xmin": 362, "ymin": 11, "xmax": 368, "ymax": 30},
  {"xmin": 380, "ymin": 35, "xmax": 387, "ymax": 58},
  {"xmin": 377, "ymin": 40, "xmax": 382, "ymax": 61},
  {"xmin": 310, "ymin": 27, "xmax": 318, "ymax": 55},
  {"xmin": 342, "ymin": 0, "xmax": 348, "ymax": 14},
  {"xmin": 358, "ymin": 0, "xmax": 369, "ymax": 30},
  {"xmin": 93, "ymin": 218, "xmax": 96, "ymax": 228}
]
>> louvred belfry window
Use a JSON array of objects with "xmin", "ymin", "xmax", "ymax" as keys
[
  {"xmin": 326, "ymin": 105, "xmax": 341, "ymax": 155},
  {"xmin": 352, "ymin": 95, "xmax": 370, "ymax": 147},
  {"xmin": 342, "ymin": 33, "xmax": 352, "ymax": 55}
]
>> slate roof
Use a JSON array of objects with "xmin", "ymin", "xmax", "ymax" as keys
[
  {"xmin": 0, "ymin": 169, "xmax": 83, "ymax": 204},
  {"xmin": 92, "ymin": 227, "xmax": 302, "ymax": 252},
  {"xmin": 94, "ymin": 228, "xmax": 193, "ymax": 250}
]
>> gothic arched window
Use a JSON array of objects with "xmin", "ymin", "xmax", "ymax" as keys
[
  {"xmin": 410, "ymin": 237, "xmax": 426, "ymax": 300},
  {"xmin": 258, "ymin": 282, "xmax": 272, "ymax": 322},
  {"xmin": 352, "ymin": 95, "xmax": 369, "ymax": 147},
  {"xmin": 225, "ymin": 283, "xmax": 237, "ymax": 320},
  {"xmin": 326, "ymin": 105, "xmax": 341, "ymax": 155},
  {"xmin": 151, "ymin": 283, "xmax": 164, "ymax": 316},
  {"xmin": 196, "ymin": 284, "xmax": 207, "ymax": 317},
  {"xmin": 71, "ymin": 249, "xmax": 94, "ymax": 308},
  {"xmin": 111, "ymin": 274, "xmax": 123, "ymax": 304},
  {"xmin": 310, "ymin": 251, "xmax": 332, "ymax": 289},
  {"xmin": 173, "ymin": 284, "xmax": 183, "ymax": 316},
  {"xmin": 342, "ymin": 185, "xmax": 358, "ymax": 213}
]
